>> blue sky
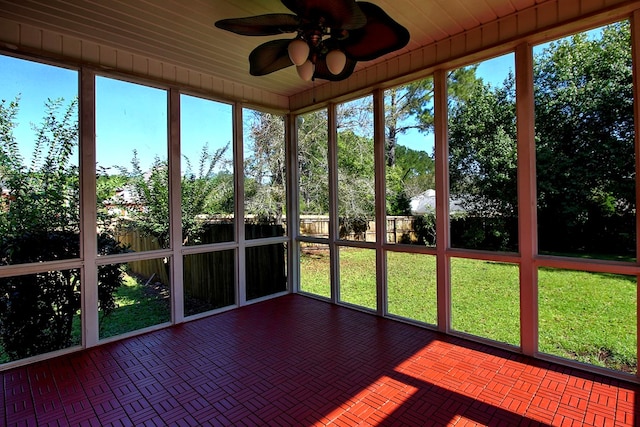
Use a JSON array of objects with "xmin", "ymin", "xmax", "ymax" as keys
[
  {"xmin": 95, "ymin": 78, "xmax": 234, "ymax": 173},
  {"xmin": 0, "ymin": 55, "xmax": 235, "ymax": 172},
  {"xmin": 397, "ymin": 52, "xmax": 514, "ymax": 154},
  {"xmin": 1, "ymin": 57, "xmax": 78, "ymax": 165},
  {"xmin": 0, "ymin": 51, "xmax": 513, "ymax": 170}
]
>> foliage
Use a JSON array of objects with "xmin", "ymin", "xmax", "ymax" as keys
[
  {"xmin": 244, "ymin": 111, "xmax": 286, "ymax": 222},
  {"xmin": 0, "ymin": 96, "xmax": 126, "ymax": 361},
  {"xmin": 448, "ymin": 73, "xmax": 517, "ymax": 217},
  {"xmin": 110, "ymin": 143, "xmax": 233, "ymax": 247},
  {"xmin": 297, "ymin": 103, "xmax": 381, "ymax": 226},
  {"xmin": 384, "ymin": 69, "xmax": 477, "ymax": 214},
  {"xmin": 446, "ymin": 22, "xmax": 634, "ymax": 254},
  {"xmin": 446, "ymin": 70, "xmax": 518, "ymax": 251},
  {"xmin": 412, "ymin": 213, "xmax": 436, "ymax": 246},
  {"xmin": 337, "ymin": 129, "xmax": 375, "ymax": 231},
  {"xmin": 386, "ymin": 153, "xmax": 414, "ymax": 217},
  {"xmin": 182, "ymin": 145, "xmax": 234, "ymax": 240},
  {"xmin": 386, "ymin": 145, "xmax": 435, "ymax": 215},
  {"xmin": 96, "ymin": 168, "xmax": 128, "ymax": 225},
  {"xmin": 336, "ymin": 98, "xmax": 376, "ymax": 228},
  {"xmin": 534, "ymin": 22, "xmax": 635, "ymax": 254},
  {"xmin": 0, "ymin": 97, "xmax": 80, "ymax": 237},
  {"xmin": 394, "ymin": 145, "xmax": 435, "ymax": 197},
  {"xmin": 450, "ymin": 215, "xmax": 518, "ymax": 252},
  {"xmin": 296, "ymin": 74, "xmax": 480, "ymax": 221},
  {"xmin": 298, "ymin": 109, "xmax": 329, "ymax": 215},
  {"xmin": 385, "ymin": 68, "xmax": 478, "ymax": 165},
  {"xmin": 127, "ymin": 152, "xmax": 170, "ymax": 246}
]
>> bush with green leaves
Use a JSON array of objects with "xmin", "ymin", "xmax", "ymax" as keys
[
  {"xmin": 0, "ymin": 96, "xmax": 126, "ymax": 361},
  {"xmin": 104, "ymin": 144, "xmax": 234, "ymax": 249}
]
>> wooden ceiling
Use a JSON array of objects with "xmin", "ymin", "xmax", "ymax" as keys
[{"xmin": 0, "ymin": 0, "xmax": 635, "ymax": 109}]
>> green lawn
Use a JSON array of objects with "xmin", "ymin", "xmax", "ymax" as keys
[
  {"xmin": 99, "ymin": 274, "xmax": 171, "ymax": 339},
  {"xmin": 301, "ymin": 247, "xmax": 637, "ymax": 374},
  {"xmin": 2, "ymin": 253, "xmax": 635, "ymax": 375},
  {"xmin": 0, "ymin": 274, "xmax": 169, "ymax": 362}
]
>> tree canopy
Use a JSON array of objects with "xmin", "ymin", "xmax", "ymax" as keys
[
  {"xmin": 534, "ymin": 22, "xmax": 634, "ymax": 253},
  {"xmin": 446, "ymin": 21, "xmax": 634, "ymax": 254}
]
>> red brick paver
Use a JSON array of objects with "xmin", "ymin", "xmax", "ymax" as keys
[{"xmin": 1, "ymin": 295, "xmax": 638, "ymax": 426}]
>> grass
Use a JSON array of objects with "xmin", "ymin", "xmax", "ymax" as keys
[
  {"xmin": 387, "ymin": 252, "xmax": 437, "ymax": 325},
  {"xmin": 300, "ymin": 247, "xmax": 638, "ymax": 374},
  {"xmin": 338, "ymin": 248, "xmax": 377, "ymax": 309},
  {"xmin": 451, "ymin": 258, "xmax": 521, "ymax": 346},
  {"xmin": 538, "ymin": 268, "xmax": 637, "ymax": 372},
  {"xmin": 300, "ymin": 246, "xmax": 331, "ymax": 296},
  {"xmin": 99, "ymin": 273, "xmax": 171, "ymax": 339},
  {"xmin": 0, "ymin": 273, "xmax": 170, "ymax": 362},
  {"xmin": 2, "ymin": 253, "xmax": 635, "ymax": 375}
]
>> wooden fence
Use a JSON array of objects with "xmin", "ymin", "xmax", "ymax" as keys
[
  {"xmin": 115, "ymin": 229, "xmax": 171, "ymax": 285},
  {"xmin": 115, "ymin": 223, "xmax": 286, "ymax": 309},
  {"xmin": 299, "ymin": 215, "xmax": 421, "ymax": 243}
]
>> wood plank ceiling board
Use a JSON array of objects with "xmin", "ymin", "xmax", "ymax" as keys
[
  {"xmin": 4, "ymin": 0, "xmax": 633, "ymax": 108},
  {"xmin": 484, "ymin": 0, "xmax": 519, "ymax": 17}
]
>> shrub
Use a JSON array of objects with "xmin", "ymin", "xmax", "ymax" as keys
[{"xmin": 0, "ymin": 231, "xmax": 127, "ymax": 360}]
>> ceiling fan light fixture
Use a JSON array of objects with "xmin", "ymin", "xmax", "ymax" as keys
[
  {"xmin": 326, "ymin": 49, "xmax": 347, "ymax": 75},
  {"xmin": 296, "ymin": 59, "xmax": 315, "ymax": 81},
  {"xmin": 288, "ymin": 39, "xmax": 310, "ymax": 66},
  {"xmin": 214, "ymin": 0, "xmax": 410, "ymax": 82}
]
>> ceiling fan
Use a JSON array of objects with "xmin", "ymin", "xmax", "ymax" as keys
[{"xmin": 215, "ymin": 0, "xmax": 410, "ymax": 82}]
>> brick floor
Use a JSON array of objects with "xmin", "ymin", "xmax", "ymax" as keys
[{"xmin": 1, "ymin": 294, "xmax": 638, "ymax": 426}]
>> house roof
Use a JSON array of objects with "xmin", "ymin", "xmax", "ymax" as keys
[{"xmin": 410, "ymin": 189, "xmax": 465, "ymax": 215}]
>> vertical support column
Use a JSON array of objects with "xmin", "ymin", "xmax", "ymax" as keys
[
  {"xmin": 168, "ymin": 88, "xmax": 183, "ymax": 324},
  {"xmin": 327, "ymin": 103, "xmax": 340, "ymax": 304},
  {"xmin": 631, "ymin": 10, "xmax": 640, "ymax": 379},
  {"xmin": 286, "ymin": 113, "xmax": 300, "ymax": 294},
  {"xmin": 80, "ymin": 67, "xmax": 98, "ymax": 347},
  {"xmin": 373, "ymin": 89, "xmax": 388, "ymax": 316},
  {"xmin": 234, "ymin": 103, "xmax": 246, "ymax": 306},
  {"xmin": 516, "ymin": 42, "xmax": 538, "ymax": 356},
  {"xmin": 434, "ymin": 69, "xmax": 451, "ymax": 333}
]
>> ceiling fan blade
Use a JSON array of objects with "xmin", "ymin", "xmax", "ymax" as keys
[
  {"xmin": 215, "ymin": 14, "xmax": 300, "ymax": 36},
  {"xmin": 249, "ymin": 39, "xmax": 294, "ymax": 76},
  {"xmin": 313, "ymin": 56, "xmax": 357, "ymax": 81},
  {"xmin": 341, "ymin": 2, "xmax": 410, "ymax": 61},
  {"xmin": 281, "ymin": 0, "xmax": 366, "ymax": 30}
]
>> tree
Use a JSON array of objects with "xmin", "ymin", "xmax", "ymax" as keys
[
  {"xmin": 385, "ymin": 68, "xmax": 479, "ymax": 168},
  {"xmin": 0, "ymin": 96, "xmax": 126, "ymax": 361},
  {"xmin": 385, "ymin": 68, "xmax": 480, "ymax": 216},
  {"xmin": 385, "ymin": 145, "xmax": 435, "ymax": 215},
  {"xmin": 0, "ymin": 97, "xmax": 80, "ymax": 238},
  {"xmin": 335, "ymin": 128, "xmax": 375, "ymax": 237},
  {"xmin": 446, "ymin": 21, "xmax": 634, "ymax": 254},
  {"xmin": 182, "ymin": 145, "xmax": 234, "ymax": 240},
  {"xmin": 297, "ymin": 109, "xmax": 329, "ymax": 215},
  {"xmin": 297, "ymin": 101, "xmax": 378, "ymax": 223},
  {"xmin": 448, "ymin": 73, "xmax": 517, "ymax": 216},
  {"xmin": 447, "ymin": 74, "xmax": 518, "ymax": 251},
  {"xmin": 534, "ymin": 22, "xmax": 634, "ymax": 253},
  {"xmin": 244, "ymin": 111, "xmax": 286, "ymax": 223}
]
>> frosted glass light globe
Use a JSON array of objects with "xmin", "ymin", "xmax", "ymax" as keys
[
  {"xmin": 296, "ymin": 59, "xmax": 315, "ymax": 81},
  {"xmin": 326, "ymin": 49, "xmax": 346, "ymax": 75},
  {"xmin": 288, "ymin": 39, "xmax": 310, "ymax": 66}
]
